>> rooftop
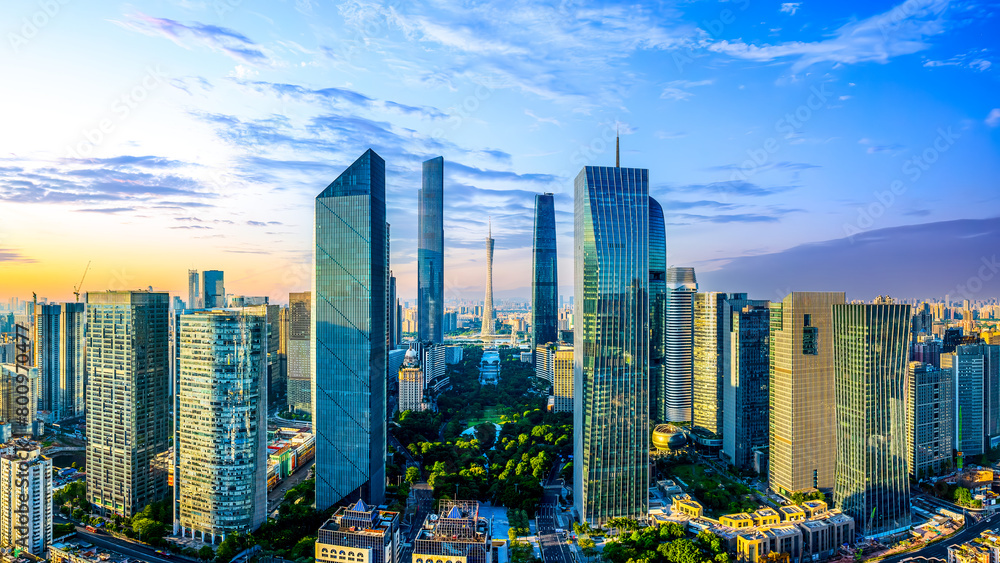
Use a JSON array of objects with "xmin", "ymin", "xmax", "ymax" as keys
[{"xmin": 51, "ymin": 536, "xmax": 136, "ymax": 563}]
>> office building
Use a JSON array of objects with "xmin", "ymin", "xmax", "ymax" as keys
[
  {"xmin": 649, "ymin": 197, "xmax": 667, "ymax": 425},
  {"xmin": 398, "ymin": 347, "xmax": 428, "ymax": 414},
  {"xmin": 693, "ymin": 292, "xmax": 747, "ymax": 436},
  {"xmin": 481, "ymin": 221, "xmax": 496, "ymax": 340},
  {"xmin": 832, "ymin": 300, "xmax": 911, "ymax": 539},
  {"xmin": 0, "ymin": 439, "xmax": 52, "ymax": 555},
  {"xmin": 287, "ymin": 292, "xmax": 311, "ymax": 414},
  {"xmin": 32, "ymin": 302, "xmax": 85, "ymax": 421},
  {"xmin": 479, "ymin": 348, "xmax": 500, "ymax": 385},
  {"xmin": 422, "ymin": 344, "xmax": 448, "ymax": 395},
  {"xmin": 202, "ymin": 270, "xmax": 225, "ymax": 309},
  {"xmin": 535, "ymin": 342, "xmax": 556, "ymax": 385},
  {"xmin": 722, "ymin": 302, "xmax": 771, "ymax": 470},
  {"xmin": 316, "ymin": 500, "xmax": 400, "ymax": 563},
  {"xmin": 553, "ymin": 347, "xmax": 574, "ymax": 413},
  {"xmin": 662, "ymin": 267, "xmax": 697, "ymax": 423},
  {"xmin": 174, "ymin": 309, "xmax": 267, "ymax": 543},
  {"xmin": 906, "ymin": 362, "xmax": 954, "ymax": 478},
  {"xmin": 313, "ymin": 149, "xmax": 387, "ymax": 509},
  {"xmin": 573, "ymin": 162, "xmax": 649, "ymax": 525},
  {"xmin": 418, "ymin": 157, "xmax": 445, "ymax": 344},
  {"xmin": 187, "ymin": 270, "xmax": 200, "ymax": 309},
  {"xmin": 950, "ymin": 344, "xmax": 1000, "ymax": 457},
  {"xmin": 769, "ymin": 292, "xmax": 844, "ymax": 498},
  {"xmin": 532, "ymin": 193, "xmax": 558, "ymax": 351},
  {"xmin": 414, "ymin": 501, "xmax": 492, "ymax": 563},
  {"xmin": 86, "ymin": 290, "xmax": 170, "ymax": 517}
]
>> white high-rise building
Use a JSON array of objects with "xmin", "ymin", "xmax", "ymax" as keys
[
  {"xmin": 398, "ymin": 347, "xmax": 427, "ymax": 413},
  {"xmin": 0, "ymin": 439, "xmax": 52, "ymax": 555},
  {"xmin": 662, "ymin": 267, "xmax": 697, "ymax": 423}
]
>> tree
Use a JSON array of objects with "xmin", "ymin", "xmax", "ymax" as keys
[
  {"xmin": 955, "ymin": 487, "xmax": 974, "ymax": 507},
  {"xmin": 404, "ymin": 466, "xmax": 421, "ymax": 485},
  {"xmin": 198, "ymin": 546, "xmax": 215, "ymax": 560},
  {"xmin": 579, "ymin": 537, "xmax": 597, "ymax": 561}
]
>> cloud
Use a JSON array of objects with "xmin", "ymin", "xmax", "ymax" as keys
[
  {"xmin": 708, "ymin": 0, "xmax": 954, "ymax": 71},
  {"xmin": 660, "ymin": 79, "xmax": 714, "ymax": 101},
  {"xmin": 663, "ymin": 200, "xmax": 736, "ymax": 211},
  {"xmin": 987, "ymin": 109, "xmax": 1000, "ymax": 128},
  {"xmin": 662, "ymin": 180, "xmax": 795, "ymax": 197},
  {"xmin": 238, "ymin": 80, "xmax": 447, "ymax": 120},
  {"xmin": 0, "ymin": 249, "xmax": 36, "ymax": 263},
  {"xmin": 116, "ymin": 13, "xmax": 269, "ymax": 64},
  {"xmin": 780, "ymin": 3, "xmax": 801, "ymax": 15},
  {"xmin": 858, "ymin": 138, "xmax": 905, "ymax": 155},
  {"xmin": 524, "ymin": 110, "xmax": 561, "ymax": 127},
  {"xmin": 76, "ymin": 207, "xmax": 137, "ymax": 214},
  {"xmin": 247, "ymin": 220, "xmax": 282, "ymax": 226},
  {"xmin": 923, "ymin": 49, "xmax": 993, "ymax": 72}
]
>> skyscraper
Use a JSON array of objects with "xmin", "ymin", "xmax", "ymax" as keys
[
  {"xmin": 287, "ymin": 292, "xmax": 311, "ymax": 414},
  {"xmin": 832, "ymin": 300, "xmax": 911, "ymax": 538},
  {"xmin": 0, "ymin": 440, "xmax": 52, "ymax": 555},
  {"xmin": 949, "ymin": 344, "xmax": 1000, "ymax": 457},
  {"xmin": 693, "ymin": 292, "xmax": 740, "ymax": 436},
  {"xmin": 481, "ymin": 221, "xmax": 495, "ymax": 340},
  {"xmin": 769, "ymin": 292, "xmax": 844, "ymax": 497},
  {"xmin": 532, "ymin": 193, "xmax": 558, "ymax": 351},
  {"xmin": 418, "ymin": 157, "xmax": 445, "ymax": 344},
  {"xmin": 662, "ymin": 267, "xmax": 697, "ymax": 423},
  {"xmin": 85, "ymin": 290, "xmax": 169, "ymax": 517},
  {"xmin": 389, "ymin": 273, "xmax": 399, "ymax": 350},
  {"xmin": 32, "ymin": 302, "xmax": 85, "ymax": 421},
  {"xmin": 574, "ymin": 163, "xmax": 649, "ymax": 525},
  {"xmin": 906, "ymin": 362, "xmax": 954, "ymax": 478},
  {"xmin": 722, "ymin": 301, "xmax": 770, "ymax": 470},
  {"xmin": 175, "ymin": 309, "xmax": 267, "ymax": 543},
  {"xmin": 202, "ymin": 270, "xmax": 225, "ymax": 309},
  {"xmin": 187, "ymin": 270, "xmax": 200, "ymax": 309},
  {"xmin": 313, "ymin": 149, "xmax": 387, "ymax": 509},
  {"xmin": 648, "ymin": 198, "xmax": 667, "ymax": 426}
]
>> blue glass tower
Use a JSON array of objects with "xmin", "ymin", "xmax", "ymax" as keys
[
  {"xmin": 313, "ymin": 149, "xmax": 388, "ymax": 509},
  {"xmin": 648, "ymin": 197, "xmax": 667, "ymax": 424},
  {"xmin": 202, "ymin": 270, "xmax": 224, "ymax": 308},
  {"xmin": 418, "ymin": 156, "xmax": 444, "ymax": 343},
  {"xmin": 573, "ymin": 164, "xmax": 650, "ymax": 525},
  {"xmin": 532, "ymin": 193, "xmax": 558, "ymax": 349}
]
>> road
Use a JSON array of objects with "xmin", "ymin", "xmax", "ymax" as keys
[
  {"xmin": 879, "ymin": 513, "xmax": 998, "ymax": 563},
  {"xmin": 536, "ymin": 465, "xmax": 573, "ymax": 563},
  {"xmin": 400, "ymin": 484, "xmax": 434, "ymax": 563},
  {"xmin": 267, "ymin": 459, "xmax": 315, "ymax": 513},
  {"xmin": 72, "ymin": 527, "xmax": 183, "ymax": 563}
]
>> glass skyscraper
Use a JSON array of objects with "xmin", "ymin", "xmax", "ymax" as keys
[
  {"xmin": 202, "ymin": 270, "xmax": 225, "ymax": 308},
  {"xmin": 532, "ymin": 192, "xmax": 558, "ymax": 350},
  {"xmin": 573, "ymin": 165, "xmax": 649, "ymax": 525},
  {"xmin": 33, "ymin": 302, "xmax": 85, "ymax": 421},
  {"xmin": 418, "ymin": 156, "xmax": 444, "ymax": 343},
  {"xmin": 313, "ymin": 149, "xmax": 387, "ymax": 509},
  {"xmin": 662, "ymin": 267, "xmax": 697, "ymax": 423},
  {"xmin": 187, "ymin": 269, "xmax": 200, "ymax": 309},
  {"xmin": 721, "ymin": 301, "xmax": 770, "ymax": 470},
  {"xmin": 175, "ymin": 309, "xmax": 267, "ymax": 543},
  {"xmin": 832, "ymin": 300, "xmax": 911, "ymax": 539},
  {"xmin": 85, "ymin": 290, "xmax": 170, "ymax": 517},
  {"xmin": 648, "ymin": 197, "xmax": 667, "ymax": 425}
]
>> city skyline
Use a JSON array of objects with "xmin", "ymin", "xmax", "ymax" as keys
[{"xmin": 2, "ymin": 1, "xmax": 999, "ymax": 304}]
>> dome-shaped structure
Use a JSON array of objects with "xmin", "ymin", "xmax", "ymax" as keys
[
  {"xmin": 652, "ymin": 424, "xmax": 687, "ymax": 450},
  {"xmin": 403, "ymin": 346, "xmax": 419, "ymax": 367}
]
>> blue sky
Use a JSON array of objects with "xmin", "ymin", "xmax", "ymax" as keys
[{"xmin": 1, "ymin": 0, "xmax": 998, "ymax": 303}]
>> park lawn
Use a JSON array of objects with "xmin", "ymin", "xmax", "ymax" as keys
[{"xmin": 671, "ymin": 463, "xmax": 757, "ymax": 517}]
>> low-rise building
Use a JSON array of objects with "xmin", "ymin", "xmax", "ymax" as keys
[
  {"xmin": 414, "ymin": 501, "xmax": 493, "ymax": 563},
  {"xmin": 752, "ymin": 508, "xmax": 780, "ymax": 527},
  {"xmin": 720, "ymin": 513, "xmax": 755, "ymax": 529},
  {"xmin": 671, "ymin": 495, "xmax": 704, "ymax": 519},
  {"xmin": 736, "ymin": 525, "xmax": 802, "ymax": 563},
  {"xmin": 778, "ymin": 505, "xmax": 806, "ymax": 522},
  {"xmin": 315, "ymin": 500, "xmax": 400, "ymax": 563},
  {"xmin": 798, "ymin": 511, "xmax": 855, "ymax": 561}
]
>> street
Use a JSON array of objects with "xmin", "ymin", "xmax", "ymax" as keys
[
  {"xmin": 880, "ymin": 514, "xmax": 997, "ymax": 563},
  {"xmin": 400, "ymin": 484, "xmax": 434, "ymax": 563},
  {"xmin": 267, "ymin": 459, "xmax": 315, "ymax": 513},
  {"xmin": 536, "ymin": 465, "xmax": 573, "ymax": 563},
  {"xmin": 72, "ymin": 527, "xmax": 181, "ymax": 563}
]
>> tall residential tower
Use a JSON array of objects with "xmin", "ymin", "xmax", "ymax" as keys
[{"xmin": 662, "ymin": 267, "xmax": 697, "ymax": 423}]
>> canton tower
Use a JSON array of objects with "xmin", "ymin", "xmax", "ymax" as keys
[{"xmin": 481, "ymin": 219, "xmax": 495, "ymax": 340}]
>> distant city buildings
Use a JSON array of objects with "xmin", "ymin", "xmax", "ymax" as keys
[
  {"xmin": 85, "ymin": 290, "xmax": 170, "ymax": 517},
  {"xmin": 418, "ymin": 157, "xmax": 445, "ymax": 344},
  {"xmin": 574, "ymin": 162, "xmax": 649, "ymax": 525},
  {"xmin": 174, "ymin": 309, "xmax": 267, "ymax": 543},
  {"xmin": 32, "ymin": 302, "xmax": 85, "ymax": 421},
  {"xmin": 832, "ymin": 300, "xmax": 911, "ymax": 539},
  {"xmin": 662, "ymin": 267, "xmax": 697, "ymax": 423},
  {"xmin": 531, "ymin": 193, "xmax": 558, "ymax": 351},
  {"xmin": 0, "ymin": 439, "xmax": 52, "ymax": 555},
  {"xmin": 769, "ymin": 292, "xmax": 844, "ymax": 498},
  {"xmin": 287, "ymin": 291, "xmax": 312, "ymax": 415},
  {"xmin": 0, "ymin": 364, "xmax": 39, "ymax": 436},
  {"xmin": 313, "ymin": 149, "xmax": 387, "ymax": 509}
]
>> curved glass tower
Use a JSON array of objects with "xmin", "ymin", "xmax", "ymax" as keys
[
  {"xmin": 832, "ymin": 301, "xmax": 911, "ymax": 539},
  {"xmin": 418, "ymin": 156, "xmax": 444, "ymax": 343},
  {"xmin": 573, "ymin": 165, "xmax": 649, "ymax": 525},
  {"xmin": 648, "ymin": 198, "xmax": 667, "ymax": 425},
  {"xmin": 532, "ymin": 193, "xmax": 558, "ymax": 349},
  {"xmin": 663, "ymin": 267, "xmax": 697, "ymax": 423},
  {"xmin": 313, "ymin": 149, "xmax": 387, "ymax": 509}
]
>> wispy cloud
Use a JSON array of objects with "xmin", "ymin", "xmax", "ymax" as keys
[
  {"xmin": 986, "ymin": 108, "xmax": 1000, "ymax": 127},
  {"xmin": 115, "ymin": 13, "xmax": 269, "ymax": 64},
  {"xmin": 238, "ymin": 80, "xmax": 447, "ymax": 120},
  {"xmin": 780, "ymin": 3, "xmax": 802, "ymax": 15},
  {"xmin": 0, "ymin": 249, "xmax": 36, "ymax": 263},
  {"xmin": 660, "ymin": 79, "xmax": 714, "ymax": 101}
]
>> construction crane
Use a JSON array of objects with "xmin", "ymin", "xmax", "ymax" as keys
[{"xmin": 73, "ymin": 261, "xmax": 91, "ymax": 303}]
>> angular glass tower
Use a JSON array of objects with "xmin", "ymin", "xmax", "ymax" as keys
[
  {"xmin": 418, "ymin": 156, "xmax": 444, "ymax": 343},
  {"xmin": 313, "ymin": 149, "xmax": 387, "ymax": 509},
  {"xmin": 832, "ymin": 301, "xmax": 911, "ymax": 539},
  {"xmin": 648, "ymin": 198, "xmax": 667, "ymax": 425},
  {"xmin": 531, "ymin": 193, "xmax": 558, "ymax": 350},
  {"xmin": 662, "ymin": 267, "xmax": 697, "ymax": 423},
  {"xmin": 573, "ymin": 165, "xmax": 649, "ymax": 525},
  {"xmin": 202, "ymin": 270, "xmax": 225, "ymax": 308},
  {"xmin": 722, "ymin": 301, "xmax": 770, "ymax": 470},
  {"xmin": 175, "ymin": 309, "xmax": 267, "ymax": 543}
]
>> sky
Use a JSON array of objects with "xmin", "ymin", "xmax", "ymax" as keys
[{"xmin": 1, "ymin": 0, "xmax": 998, "ymax": 304}]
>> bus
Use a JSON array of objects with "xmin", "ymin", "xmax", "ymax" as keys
[{"xmin": 85, "ymin": 525, "xmax": 96, "ymax": 533}]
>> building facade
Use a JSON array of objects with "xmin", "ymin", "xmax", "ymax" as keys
[
  {"xmin": 574, "ymin": 164, "xmax": 649, "ymax": 525},
  {"xmin": 313, "ymin": 149, "xmax": 387, "ymax": 509},
  {"xmin": 553, "ymin": 347, "xmax": 574, "ymax": 413},
  {"xmin": 532, "ymin": 193, "xmax": 559, "ymax": 351},
  {"xmin": 722, "ymin": 302, "xmax": 771, "ymax": 470},
  {"xmin": 316, "ymin": 500, "xmax": 400, "ymax": 563},
  {"xmin": 906, "ymin": 361, "xmax": 954, "ymax": 478},
  {"xmin": 663, "ymin": 267, "xmax": 697, "ymax": 423},
  {"xmin": 202, "ymin": 270, "xmax": 225, "ymax": 309},
  {"xmin": 648, "ymin": 197, "xmax": 667, "ymax": 427},
  {"xmin": 832, "ymin": 301, "xmax": 911, "ymax": 539},
  {"xmin": 0, "ymin": 440, "xmax": 52, "ymax": 555},
  {"xmin": 768, "ymin": 292, "xmax": 844, "ymax": 498},
  {"xmin": 693, "ymin": 292, "xmax": 751, "ymax": 436},
  {"xmin": 187, "ymin": 269, "xmax": 200, "ymax": 309},
  {"xmin": 32, "ymin": 302, "xmax": 85, "ymax": 421},
  {"xmin": 0, "ymin": 365, "xmax": 39, "ymax": 435},
  {"xmin": 418, "ymin": 157, "xmax": 445, "ymax": 344},
  {"xmin": 287, "ymin": 292, "xmax": 312, "ymax": 414},
  {"xmin": 414, "ymin": 501, "xmax": 491, "ymax": 563},
  {"xmin": 85, "ymin": 290, "xmax": 170, "ymax": 518},
  {"xmin": 398, "ymin": 347, "xmax": 428, "ymax": 413},
  {"xmin": 174, "ymin": 309, "xmax": 267, "ymax": 543}
]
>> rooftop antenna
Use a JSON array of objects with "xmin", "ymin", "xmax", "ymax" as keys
[{"xmin": 616, "ymin": 125, "xmax": 620, "ymax": 168}]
